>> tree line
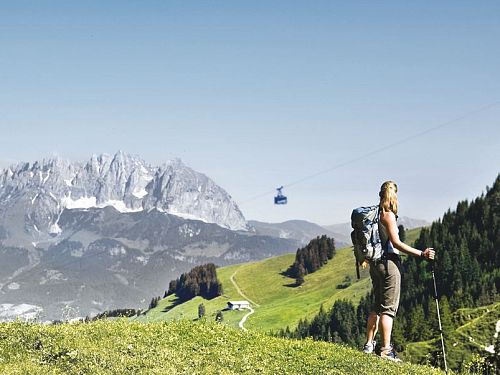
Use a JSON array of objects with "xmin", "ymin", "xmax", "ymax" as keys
[
  {"xmin": 287, "ymin": 235, "xmax": 336, "ymax": 285},
  {"xmin": 90, "ymin": 308, "xmax": 142, "ymax": 321},
  {"xmin": 278, "ymin": 299, "xmax": 365, "ymax": 348},
  {"xmin": 166, "ymin": 263, "xmax": 223, "ymax": 302}
]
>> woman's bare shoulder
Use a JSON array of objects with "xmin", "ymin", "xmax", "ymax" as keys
[{"xmin": 380, "ymin": 210, "xmax": 397, "ymax": 226}]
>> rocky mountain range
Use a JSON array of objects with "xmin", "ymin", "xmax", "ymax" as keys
[
  {"xmin": 0, "ymin": 151, "xmax": 246, "ymax": 238},
  {"xmin": 0, "ymin": 152, "xmax": 299, "ymax": 321}
]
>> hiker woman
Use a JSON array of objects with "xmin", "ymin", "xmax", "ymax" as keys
[{"xmin": 363, "ymin": 181, "xmax": 435, "ymax": 361}]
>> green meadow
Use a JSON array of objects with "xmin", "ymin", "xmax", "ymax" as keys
[
  {"xmin": 135, "ymin": 245, "xmax": 372, "ymax": 332},
  {"xmin": 0, "ymin": 319, "xmax": 446, "ymax": 375}
]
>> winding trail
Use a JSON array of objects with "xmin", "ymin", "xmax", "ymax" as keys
[
  {"xmin": 230, "ymin": 269, "xmax": 260, "ymax": 330},
  {"xmin": 229, "ymin": 270, "xmax": 260, "ymax": 307},
  {"xmin": 239, "ymin": 307, "xmax": 254, "ymax": 331}
]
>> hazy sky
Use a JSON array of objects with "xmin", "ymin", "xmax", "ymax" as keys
[{"xmin": 1, "ymin": 1, "xmax": 499, "ymax": 225}]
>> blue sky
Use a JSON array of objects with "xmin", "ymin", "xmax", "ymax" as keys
[{"xmin": 1, "ymin": 1, "xmax": 499, "ymax": 224}]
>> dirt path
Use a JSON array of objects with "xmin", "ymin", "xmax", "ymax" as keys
[
  {"xmin": 230, "ymin": 270, "xmax": 260, "ymax": 307},
  {"xmin": 239, "ymin": 307, "xmax": 254, "ymax": 331}
]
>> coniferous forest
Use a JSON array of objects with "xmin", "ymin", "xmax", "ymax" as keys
[
  {"xmin": 280, "ymin": 175, "xmax": 499, "ymax": 372},
  {"xmin": 166, "ymin": 263, "xmax": 223, "ymax": 302},
  {"xmin": 287, "ymin": 235, "xmax": 336, "ymax": 285}
]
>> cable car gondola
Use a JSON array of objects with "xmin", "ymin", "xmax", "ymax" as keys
[{"xmin": 274, "ymin": 186, "xmax": 287, "ymax": 205}]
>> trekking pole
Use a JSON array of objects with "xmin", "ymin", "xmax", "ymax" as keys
[{"xmin": 431, "ymin": 263, "xmax": 448, "ymax": 372}]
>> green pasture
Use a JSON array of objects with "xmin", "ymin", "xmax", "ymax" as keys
[
  {"xmin": 0, "ymin": 319, "xmax": 446, "ymax": 375},
  {"xmin": 138, "ymin": 246, "xmax": 372, "ymax": 332}
]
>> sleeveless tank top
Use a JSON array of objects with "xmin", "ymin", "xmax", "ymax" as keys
[{"xmin": 378, "ymin": 215, "xmax": 400, "ymax": 255}]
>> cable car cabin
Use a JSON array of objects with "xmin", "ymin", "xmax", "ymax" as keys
[
  {"xmin": 275, "ymin": 195, "xmax": 287, "ymax": 204},
  {"xmin": 274, "ymin": 186, "xmax": 287, "ymax": 205}
]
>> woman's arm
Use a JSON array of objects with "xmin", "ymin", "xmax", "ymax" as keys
[{"xmin": 380, "ymin": 211, "xmax": 435, "ymax": 260}]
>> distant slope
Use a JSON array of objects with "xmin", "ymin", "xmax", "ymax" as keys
[
  {"xmin": 136, "ymin": 246, "xmax": 372, "ymax": 332},
  {"xmin": 404, "ymin": 227, "xmax": 424, "ymax": 246},
  {"xmin": 321, "ymin": 222, "xmax": 352, "ymax": 244},
  {"xmin": 248, "ymin": 219, "xmax": 348, "ymax": 247},
  {"xmin": 395, "ymin": 216, "xmax": 431, "ymax": 230},
  {"xmin": 0, "ymin": 320, "xmax": 444, "ymax": 375},
  {"xmin": 404, "ymin": 302, "xmax": 500, "ymax": 370}
]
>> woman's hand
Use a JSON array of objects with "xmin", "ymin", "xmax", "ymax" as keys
[{"xmin": 421, "ymin": 248, "xmax": 435, "ymax": 260}]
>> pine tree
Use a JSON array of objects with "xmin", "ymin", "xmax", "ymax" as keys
[
  {"xmin": 438, "ymin": 296, "xmax": 453, "ymax": 340},
  {"xmin": 398, "ymin": 224, "xmax": 406, "ymax": 242},
  {"xmin": 329, "ymin": 299, "xmax": 359, "ymax": 347},
  {"xmin": 408, "ymin": 305, "xmax": 427, "ymax": 341},
  {"xmin": 167, "ymin": 280, "xmax": 177, "ymax": 295},
  {"xmin": 287, "ymin": 236, "xmax": 336, "ymax": 277},
  {"xmin": 198, "ymin": 303, "xmax": 206, "ymax": 319},
  {"xmin": 215, "ymin": 310, "xmax": 223, "ymax": 322},
  {"xmin": 149, "ymin": 296, "xmax": 160, "ymax": 309},
  {"xmin": 295, "ymin": 274, "xmax": 304, "ymax": 286},
  {"xmin": 392, "ymin": 316, "xmax": 407, "ymax": 352},
  {"xmin": 166, "ymin": 263, "xmax": 223, "ymax": 302},
  {"xmin": 309, "ymin": 304, "xmax": 329, "ymax": 340}
]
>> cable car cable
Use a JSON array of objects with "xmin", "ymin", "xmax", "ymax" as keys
[{"xmin": 239, "ymin": 100, "xmax": 500, "ymax": 206}]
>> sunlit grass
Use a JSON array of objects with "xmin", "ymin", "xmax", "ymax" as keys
[
  {"xmin": 139, "ymin": 246, "xmax": 373, "ymax": 332},
  {"xmin": 0, "ymin": 319, "xmax": 445, "ymax": 374}
]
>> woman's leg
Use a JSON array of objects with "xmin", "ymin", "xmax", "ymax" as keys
[
  {"xmin": 366, "ymin": 263, "xmax": 383, "ymax": 350},
  {"xmin": 378, "ymin": 259, "xmax": 401, "ymax": 361},
  {"xmin": 366, "ymin": 312, "xmax": 379, "ymax": 344},
  {"xmin": 379, "ymin": 313, "xmax": 393, "ymax": 349}
]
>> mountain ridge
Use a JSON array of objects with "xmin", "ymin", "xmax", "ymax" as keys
[
  {"xmin": 0, "ymin": 151, "xmax": 247, "ymax": 236},
  {"xmin": 248, "ymin": 219, "xmax": 348, "ymax": 247}
]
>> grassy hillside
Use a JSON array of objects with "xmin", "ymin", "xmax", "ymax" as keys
[
  {"xmin": 404, "ymin": 302, "xmax": 500, "ymax": 371},
  {"xmin": 134, "ymin": 246, "xmax": 372, "ymax": 332},
  {"xmin": 0, "ymin": 319, "xmax": 445, "ymax": 375},
  {"xmin": 404, "ymin": 227, "xmax": 422, "ymax": 246},
  {"xmin": 136, "ymin": 228, "xmax": 423, "ymax": 332}
]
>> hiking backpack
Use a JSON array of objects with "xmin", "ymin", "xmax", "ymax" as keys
[{"xmin": 351, "ymin": 205, "xmax": 384, "ymax": 279}]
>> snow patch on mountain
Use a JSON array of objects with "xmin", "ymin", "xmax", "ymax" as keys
[
  {"xmin": 7, "ymin": 283, "xmax": 20, "ymax": 290},
  {"xmin": 62, "ymin": 194, "xmax": 98, "ymax": 209},
  {"xmin": 109, "ymin": 246, "xmax": 126, "ymax": 257},
  {"xmin": 0, "ymin": 304, "xmax": 43, "ymax": 322},
  {"xmin": 279, "ymin": 230, "xmax": 291, "ymax": 239},
  {"xmin": 40, "ymin": 270, "xmax": 66, "ymax": 285},
  {"xmin": 49, "ymin": 222, "xmax": 62, "ymax": 235},
  {"xmin": 169, "ymin": 207, "xmax": 209, "ymax": 223},
  {"xmin": 132, "ymin": 189, "xmax": 148, "ymax": 199}
]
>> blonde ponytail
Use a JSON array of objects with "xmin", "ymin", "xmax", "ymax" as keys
[{"xmin": 379, "ymin": 181, "xmax": 398, "ymax": 215}]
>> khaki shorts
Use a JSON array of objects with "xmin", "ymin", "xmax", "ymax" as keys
[{"xmin": 369, "ymin": 258, "xmax": 401, "ymax": 318}]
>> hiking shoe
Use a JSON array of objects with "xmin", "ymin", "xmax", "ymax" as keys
[
  {"xmin": 362, "ymin": 340, "xmax": 376, "ymax": 354},
  {"xmin": 380, "ymin": 346, "xmax": 402, "ymax": 362}
]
